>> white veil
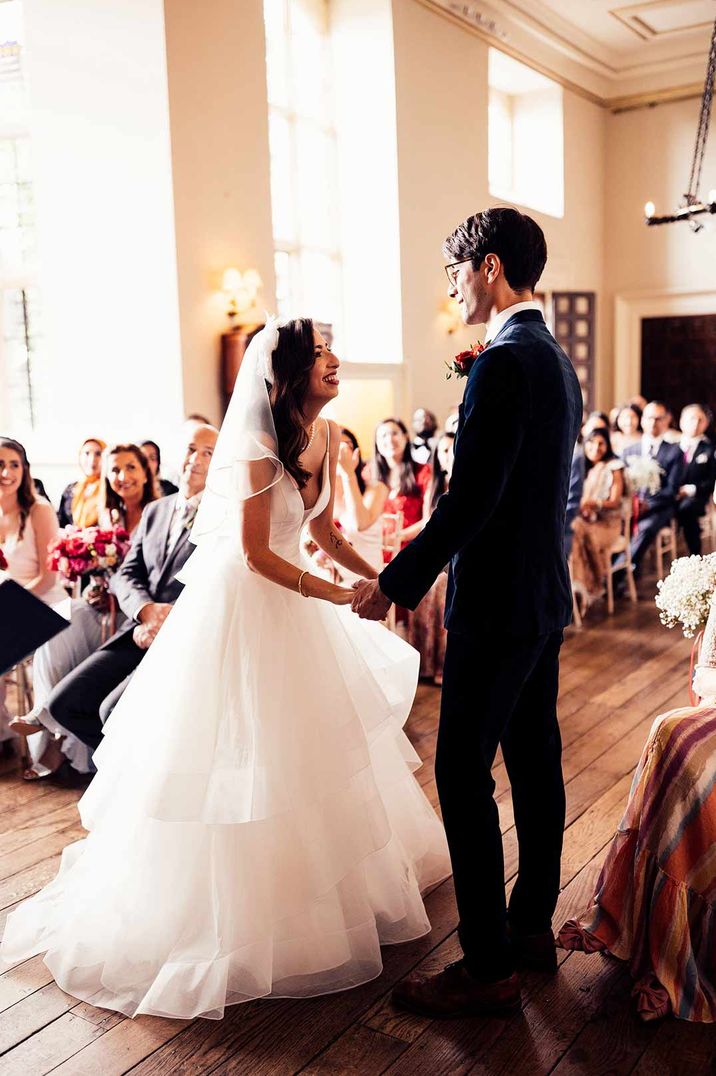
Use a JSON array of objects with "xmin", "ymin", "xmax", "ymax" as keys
[{"xmin": 190, "ymin": 316, "xmax": 284, "ymax": 546}]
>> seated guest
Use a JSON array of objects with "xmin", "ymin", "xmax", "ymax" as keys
[
  {"xmin": 410, "ymin": 408, "xmax": 438, "ymax": 466},
  {"xmin": 558, "ymin": 590, "xmax": 716, "ymax": 1023},
  {"xmin": 98, "ymin": 443, "xmax": 158, "ymax": 535},
  {"xmin": 0, "ymin": 437, "xmax": 67, "ymax": 747},
  {"xmin": 570, "ymin": 429, "xmax": 625, "ymax": 614},
  {"xmin": 140, "ymin": 440, "xmax": 179, "ymax": 498},
  {"xmin": 564, "ymin": 444, "xmax": 585, "ymax": 559},
  {"xmin": 373, "ymin": 417, "xmax": 431, "ymax": 634},
  {"xmin": 610, "ymin": 403, "xmax": 642, "ymax": 458},
  {"xmin": 46, "ymin": 425, "xmax": 218, "ymax": 757},
  {"xmin": 620, "ymin": 401, "xmax": 685, "ymax": 576},
  {"xmin": 581, "ymin": 410, "xmax": 610, "ymax": 440},
  {"xmin": 374, "ymin": 417, "xmax": 432, "ymax": 551},
  {"xmin": 444, "ymin": 406, "xmax": 460, "ymax": 436},
  {"xmin": 11, "ymin": 444, "xmax": 160, "ymax": 780},
  {"xmin": 676, "ymin": 404, "xmax": 716, "ymax": 555},
  {"xmin": 409, "ymin": 431, "xmax": 454, "ymax": 684},
  {"xmin": 57, "ymin": 438, "xmax": 106, "ymax": 528},
  {"xmin": 335, "ymin": 427, "xmax": 388, "ymax": 580}
]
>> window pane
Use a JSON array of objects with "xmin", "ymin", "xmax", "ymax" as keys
[
  {"xmin": 274, "ymin": 249, "xmax": 292, "ymax": 319},
  {"xmin": 488, "ymin": 88, "xmax": 512, "ymax": 196},
  {"xmin": 263, "ymin": 0, "xmax": 289, "ymax": 109},
  {"xmin": 300, "ymin": 249, "xmax": 339, "ymax": 324},
  {"xmin": 268, "ymin": 111, "xmax": 296, "ymax": 244},
  {"xmin": 288, "ymin": 0, "xmax": 330, "ymax": 123},
  {"xmin": 295, "ymin": 122, "xmax": 337, "ymax": 250}
]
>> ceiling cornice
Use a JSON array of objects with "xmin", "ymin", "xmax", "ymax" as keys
[{"xmin": 413, "ymin": 0, "xmax": 705, "ymax": 112}]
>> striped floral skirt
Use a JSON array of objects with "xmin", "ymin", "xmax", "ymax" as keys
[{"xmin": 558, "ymin": 707, "xmax": 716, "ymax": 1022}]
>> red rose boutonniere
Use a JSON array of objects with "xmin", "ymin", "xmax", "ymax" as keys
[
  {"xmin": 445, "ymin": 341, "xmax": 485, "ymax": 380},
  {"xmin": 0, "ymin": 547, "xmax": 7, "ymax": 572}
]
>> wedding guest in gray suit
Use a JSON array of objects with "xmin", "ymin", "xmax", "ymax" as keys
[{"xmin": 47, "ymin": 424, "xmax": 218, "ymax": 756}]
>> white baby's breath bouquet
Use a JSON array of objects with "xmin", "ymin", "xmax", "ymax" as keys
[
  {"xmin": 625, "ymin": 456, "xmax": 663, "ymax": 496},
  {"xmin": 655, "ymin": 554, "xmax": 716, "ymax": 638}
]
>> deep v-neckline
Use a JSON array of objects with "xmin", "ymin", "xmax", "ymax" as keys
[{"xmin": 290, "ymin": 418, "xmax": 330, "ymax": 514}]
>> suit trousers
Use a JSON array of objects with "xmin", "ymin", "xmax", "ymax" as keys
[
  {"xmin": 629, "ymin": 508, "xmax": 674, "ymax": 573},
  {"xmin": 677, "ymin": 497, "xmax": 706, "ymax": 556},
  {"xmin": 436, "ymin": 629, "xmax": 565, "ymax": 981},
  {"xmin": 48, "ymin": 631, "xmax": 145, "ymax": 753}
]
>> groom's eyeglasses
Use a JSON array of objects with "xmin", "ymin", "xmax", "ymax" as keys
[{"xmin": 444, "ymin": 254, "xmax": 481, "ymax": 285}]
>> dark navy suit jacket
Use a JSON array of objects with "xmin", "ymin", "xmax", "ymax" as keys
[
  {"xmin": 380, "ymin": 311, "xmax": 583, "ymax": 638},
  {"xmin": 622, "ymin": 441, "xmax": 685, "ymax": 517}
]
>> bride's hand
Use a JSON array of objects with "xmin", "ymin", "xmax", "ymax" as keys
[{"xmin": 331, "ymin": 587, "xmax": 356, "ymax": 605}]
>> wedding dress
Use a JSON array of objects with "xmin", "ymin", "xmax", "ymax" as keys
[{"xmin": 0, "ymin": 323, "xmax": 450, "ymax": 1020}]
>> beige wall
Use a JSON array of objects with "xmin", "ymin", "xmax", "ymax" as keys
[
  {"xmin": 164, "ymin": 0, "xmax": 276, "ymax": 426},
  {"xmin": 391, "ymin": 0, "xmax": 606, "ymax": 421},
  {"xmin": 604, "ymin": 97, "xmax": 716, "ymax": 403}
]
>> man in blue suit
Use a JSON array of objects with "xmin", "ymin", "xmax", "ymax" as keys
[
  {"xmin": 621, "ymin": 401, "xmax": 685, "ymax": 575},
  {"xmin": 353, "ymin": 208, "xmax": 582, "ymax": 1017}
]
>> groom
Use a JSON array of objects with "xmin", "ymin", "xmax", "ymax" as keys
[{"xmin": 353, "ymin": 207, "xmax": 582, "ymax": 1017}]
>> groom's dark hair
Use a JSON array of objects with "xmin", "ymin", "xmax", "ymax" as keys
[{"xmin": 443, "ymin": 207, "xmax": 547, "ymax": 292}]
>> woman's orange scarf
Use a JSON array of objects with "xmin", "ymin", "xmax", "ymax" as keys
[{"xmin": 70, "ymin": 438, "xmax": 107, "ymax": 528}]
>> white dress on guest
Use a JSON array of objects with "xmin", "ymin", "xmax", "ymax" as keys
[
  {"xmin": 0, "ymin": 504, "xmax": 69, "ymax": 744},
  {"xmin": 1, "ymin": 427, "xmax": 450, "ymax": 1019}
]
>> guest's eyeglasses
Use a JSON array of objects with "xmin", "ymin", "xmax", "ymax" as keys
[{"xmin": 444, "ymin": 253, "xmax": 481, "ymax": 286}]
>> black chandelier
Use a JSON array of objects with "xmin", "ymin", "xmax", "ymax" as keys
[{"xmin": 644, "ymin": 15, "xmax": 716, "ymax": 231}]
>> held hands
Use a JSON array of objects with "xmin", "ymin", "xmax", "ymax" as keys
[{"xmin": 351, "ymin": 578, "xmax": 392, "ymax": 621}]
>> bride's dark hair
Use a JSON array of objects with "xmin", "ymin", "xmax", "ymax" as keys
[{"xmin": 271, "ymin": 317, "xmax": 317, "ymax": 489}]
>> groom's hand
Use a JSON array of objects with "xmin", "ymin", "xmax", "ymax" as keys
[{"xmin": 351, "ymin": 578, "xmax": 392, "ymax": 621}]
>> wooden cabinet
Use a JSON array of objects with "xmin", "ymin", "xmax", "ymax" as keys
[{"xmin": 220, "ymin": 324, "xmax": 264, "ymax": 415}]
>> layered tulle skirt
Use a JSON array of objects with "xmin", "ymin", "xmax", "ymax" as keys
[{"xmin": 1, "ymin": 541, "xmax": 450, "ymax": 1018}]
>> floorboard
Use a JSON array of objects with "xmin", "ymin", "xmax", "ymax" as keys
[{"xmin": 0, "ymin": 591, "xmax": 708, "ymax": 1075}]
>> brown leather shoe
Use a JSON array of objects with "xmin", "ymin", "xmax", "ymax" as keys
[
  {"xmin": 509, "ymin": 928, "xmax": 558, "ymax": 973},
  {"xmin": 392, "ymin": 961, "xmax": 521, "ymax": 1018}
]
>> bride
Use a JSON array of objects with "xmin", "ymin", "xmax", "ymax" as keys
[{"xmin": 0, "ymin": 317, "xmax": 450, "ymax": 1020}]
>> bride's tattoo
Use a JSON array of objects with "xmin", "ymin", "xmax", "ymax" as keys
[{"xmin": 329, "ymin": 530, "xmax": 344, "ymax": 551}]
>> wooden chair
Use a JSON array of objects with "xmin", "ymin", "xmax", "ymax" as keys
[
  {"xmin": 381, "ymin": 512, "xmax": 403, "ymax": 633},
  {"xmin": 655, "ymin": 519, "xmax": 678, "ymax": 581},
  {"xmin": 4, "ymin": 657, "xmax": 34, "ymax": 765},
  {"xmin": 606, "ymin": 500, "xmax": 638, "ymax": 615},
  {"xmin": 700, "ymin": 500, "xmax": 716, "ymax": 554}
]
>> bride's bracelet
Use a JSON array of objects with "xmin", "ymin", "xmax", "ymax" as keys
[{"xmin": 297, "ymin": 570, "xmax": 310, "ymax": 597}]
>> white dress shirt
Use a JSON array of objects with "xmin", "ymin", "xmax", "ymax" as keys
[
  {"xmin": 679, "ymin": 436, "xmax": 701, "ymax": 497},
  {"xmin": 486, "ymin": 300, "xmax": 543, "ymax": 343},
  {"xmin": 641, "ymin": 436, "xmax": 664, "ymax": 459},
  {"xmin": 166, "ymin": 491, "xmax": 202, "ymax": 557}
]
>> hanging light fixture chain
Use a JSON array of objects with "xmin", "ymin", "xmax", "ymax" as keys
[{"xmin": 685, "ymin": 16, "xmax": 716, "ymax": 204}]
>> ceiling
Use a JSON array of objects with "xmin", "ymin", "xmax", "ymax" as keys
[{"xmin": 428, "ymin": 0, "xmax": 716, "ymax": 106}]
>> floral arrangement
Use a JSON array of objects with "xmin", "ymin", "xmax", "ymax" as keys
[
  {"xmin": 625, "ymin": 456, "xmax": 663, "ymax": 496},
  {"xmin": 0, "ymin": 547, "xmax": 7, "ymax": 573},
  {"xmin": 445, "ymin": 342, "xmax": 485, "ymax": 380},
  {"xmin": 655, "ymin": 553, "xmax": 716, "ymax": 638},
  {"xmin": 47, "ymin": 525, "xmax": 131, "ymax": 583}
]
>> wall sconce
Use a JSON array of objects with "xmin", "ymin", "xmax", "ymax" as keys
[
  {"xmin": 222, "ymin": 267, "xmax": 263, "ymax": 328},
  {"xmin": 437, "ymin": 296, "xmax": 463, "ymax": 335}
]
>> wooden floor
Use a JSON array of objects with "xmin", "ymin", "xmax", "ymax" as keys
[{"xmin": 0, "ymin": 589, "xmax": 714, "ymax": 1075}]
